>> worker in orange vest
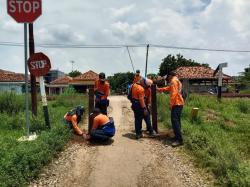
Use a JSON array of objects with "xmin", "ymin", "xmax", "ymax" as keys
[
  {"xmin": 94, "ymin": 72, "xmax": 110, "ymax": 115},
  {"xmin": 83, "ymin": 108, "xmax": 115, "ymax": 141},
  {"xmin": 63, "ymin": 106, "xmax": 85, "ymax": 136},
  {"xmin": 157, "ymin": 72, "xmax": 185, "ymax": 147},
  {"xmin": 130, "ymin": 77, "xmax": 152, "ymax": 139},
  {"xmin": 133, "ymin": 69, "xmax": 141, "ymax": 83}
]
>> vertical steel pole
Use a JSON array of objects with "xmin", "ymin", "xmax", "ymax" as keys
[
  {"xmin": 39, "ymin": 76, "xmax": 50, "ymax": 128},
  {"xmin": 24, "ymin": 23, "xmax": 30, "ymax": 137},
  {"xmin": 151, "ymin": 84, "xmax": 158, "ymax": 133},
  {"xmin": 29, "ymin": 23, "xmax": 37, "ymax": 116},
  {"xmin": 145, "ymin": 44, "xmax": 149, "ymax": 77}
]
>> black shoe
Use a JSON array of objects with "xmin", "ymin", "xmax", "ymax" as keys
[
  {"xmin": 171, "ymin": 141, "xmax": 183, "ymax": 147},
  {"xmin": 149, "ymin": 130, "xmax": 157, "ymax": 137},
  {"xmin": 135, "ymin": 134, "xmax": 143, "ymax": 139}
]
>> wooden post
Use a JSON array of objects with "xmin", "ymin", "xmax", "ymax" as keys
[
  {"xmin": 88, "ymin": 86, "xmax": 95, "ymax": 134},
  {"xmin": 29, "ymin": 23, "xmax": 37, "ymax": 116},
  {"xmin": 151, "ymin": 84, "xmax": 158, "ymax": 133}
]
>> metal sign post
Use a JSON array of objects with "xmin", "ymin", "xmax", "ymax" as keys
[
  {"xmin": 24, "ymin": 23, "xmax": 30, "ymax": 137},
  {"xmin": 214, "ymin": 62, "xmax": 228, "ymax": 100}
]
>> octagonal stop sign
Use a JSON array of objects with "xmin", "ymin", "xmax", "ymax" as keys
[
  {"xmin": 28, "ymin": 52, "xmax": 51, "ymax": 77},
  {"xmin": 7, "ymin": 0, "xmax": 42, "ymax": 23}
]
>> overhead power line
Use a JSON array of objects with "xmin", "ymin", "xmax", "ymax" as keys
[
  {"xmin": 126, "ymin": 46, "xmax": 135, "ymax": 73},
  {"xmin": 0, "ymin": 41, "xmax": 250, "ymax": 53}
]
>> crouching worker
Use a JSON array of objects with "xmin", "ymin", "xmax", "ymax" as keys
[
  {"xmin": 83, "ymin": 108, "xmax": 115, "ymax": 141},
  {"xmin": 63, "ymin": 105, "xmax": 85, "ymax": 136}
]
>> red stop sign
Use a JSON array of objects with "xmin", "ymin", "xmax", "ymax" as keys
[
  {"xmin": 28, "ymin": 52, "xmax": 51, "ymax": 77},
  {"xmin": 7, "ymin": 0, "xmax": 42, "ymax": 23}
]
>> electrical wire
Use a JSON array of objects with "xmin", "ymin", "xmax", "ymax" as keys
[
  {"xmin": 126, "ymin": 46, "xmax": 135, "ymax": 73},
  {"xmin": 0, "ymin": 41, "xmax": 250, "ymax": 53}
]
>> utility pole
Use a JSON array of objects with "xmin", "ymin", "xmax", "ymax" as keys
[
  {"xmin": 29, "ymin": 23, "xmax": 37, "ymax": 116},
  {"xmin": 145, "ymin": 44, "xmax": 149, "ymax": 77},
  {"xmin": 71, "ymin": 60, "xmax": 75, "ymax": 72}
]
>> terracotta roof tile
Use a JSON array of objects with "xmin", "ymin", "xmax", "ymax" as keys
[
  {"xmin": 0, "ymin": 69, "xmax": 14, "ymax": 74},
  {"xmin": 0, "ymin": 72, "xmax": 25, "ymax": 82},
  {"xmin": 174, "ymin": 66, "xmax": 232, "ymax": 80},
  {"xmin": 51, "ymin": 76, "xmax": 72, "ymax": 85},
  {"xmin": 73, "ymin": 70, "xmax": 99, "ymax": 81}
]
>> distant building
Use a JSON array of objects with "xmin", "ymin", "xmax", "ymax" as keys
[
  {"xmin": 70, "ymin": 70, "xmax": 99, "ymax": 93},
  {"xmin": 0, "ymin": 69, "xmax": 25, "ymax": 94},
  {"xmin": 47, "ymin": 76, "xmax": 73, "ymax": 95},
  {"xmin": 174, "ymin": 66, "xmax": 234, "ymax": 93},
  {"xmin": 44, "ymin": 70, "xmax": 65, "ymax": 84}
]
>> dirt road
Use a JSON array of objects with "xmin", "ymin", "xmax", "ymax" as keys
[{"xmin": 30, "ymin": 96, "xmax": 213, "ymax": 187}]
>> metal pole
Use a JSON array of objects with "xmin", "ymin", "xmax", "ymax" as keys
[
  {"xmin": 29, "ymin": 23, "xmax": 37, "ymax": 116},
  {"xmin": 151, "ymin": 84, "xmax": 158, "ymax": 133},
  {"xmin": 145, "ymin": 44, "xmax": 149, "ymax": 77},
  {"xmin": 24, "ymin": 23, "xmax": 30, "ymax": 137},
  {"xmin": 39, "ymin": 76, "xmax": 50, "ymax": 128}
]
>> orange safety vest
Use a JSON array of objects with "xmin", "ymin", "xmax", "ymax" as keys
[
  {"xmin": 92, "ymin": 114, "xmax": 110, "ymax": 130},
  {"xmin": 158, "ymin": 76, "xmax": 184, "ymax": 108},
  {"xmin": 94, "ymin": 80, "xmax": 110, "ymax": 100},
  {"xmin": 64, "ymin": 113, "xmax": 83, "ymax": 135},
  {"xmin": 131, "ymin": 83, "xmax": 146, "ymax": 108}
]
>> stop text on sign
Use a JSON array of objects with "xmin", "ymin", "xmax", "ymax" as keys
[
  {"xmin": 28, "ymin": 52, "xmax": 51, "ymax": 77},
  {"xmin": 30, "ymin": 60, "xmax": 48, "ymax": 70},
  {"xmin": 7, "ymin": 0, "xmax": 42, "ymax": 23},
  {"xmin": 8, "ymin": 0, "xmax": 40, "ymax": 13}
]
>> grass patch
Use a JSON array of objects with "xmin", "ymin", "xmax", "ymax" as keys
[
  {"xmin": 0, "ymin": 93, "xmax": 87, "ymax": 187},
  {"xmin": 157, "ymin": 94, "xmax": 250, "ymax": 186}
]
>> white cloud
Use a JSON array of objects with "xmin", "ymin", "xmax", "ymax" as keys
[{"xmin": 110, "ymin": 4, "xmax": 136, "ymax": 19}]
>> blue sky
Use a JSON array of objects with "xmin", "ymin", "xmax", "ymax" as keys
[{"xmin": 0, "ymin": 0, "xmax": 250, "ymax": 76}]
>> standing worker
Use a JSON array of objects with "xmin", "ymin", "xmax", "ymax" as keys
[
  {"xmin": 130, "ymin": 77, "xmax": 149, "ymax": 139},
  {"xmin": 94, "ymin": 72, "xmax": 110, "ymax": 115},
  {"xmin": 63, "ymin": 106, "xmax": 85, "ymax": 136},
  {"xmin": 83, "ymin": 108, "xmax": 115, "ymax": 141},
  {"xmin": 157, "ymin": 72, "xmax": 184, "ymax": 147}
]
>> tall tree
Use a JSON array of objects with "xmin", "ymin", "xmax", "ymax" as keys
[
  {"xmin": 68, "ymin": 70, "xmax": 81, "ymax": 78},
  {"xmin": 240, "ymin": 66, "xmax": 250, "ymax": 84},
  {"xmin": 108, "ymin": 72, "xmax": 134, "ymax": 93},
  {"xmin": 159, "ymin": 54, "xmax": 209, "ymax": 76}
]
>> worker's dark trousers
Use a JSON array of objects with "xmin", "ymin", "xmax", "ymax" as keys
[
  {"xmin": 143, "ymin": 110, "xmax": 153, "ymax": 133},
  {"xmin": 133, "ymin": 109, "xmax": 144, "ymax": 135},
  {"xmin": 95, "ymin": 101, "xmax": 107, "ymax": 115},
  {"xmin": 91, "ymin": 129, "xmax": 110, "ymax": 141},
  {"xmin": 171, "ymin": 105, "xmax": 183, "ymax": 142}
]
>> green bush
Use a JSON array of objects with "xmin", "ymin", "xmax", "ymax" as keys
[
  {"xmin": 0, "ymin": 93, "xmax": 87, "ymax": 186},
  {"xmin": 0, "ymin": 92, "xmax": 25, "ymax": 114},
  {"xmin": 158, "ymin": 94, "xmax": 250, "ymax": 186}
]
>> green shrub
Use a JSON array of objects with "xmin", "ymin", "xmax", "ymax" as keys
[
  {"xmin": 158, "ymin": 94, "xmax": 250, "ymax": 186},
  {"xmin": 0, "ymin": 92, "xmax": 25, "ymax": 114}
]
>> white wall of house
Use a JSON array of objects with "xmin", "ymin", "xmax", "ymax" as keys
[{"xmin": 0, "ymin": 83, "xmax": 24, "ymax": 94}]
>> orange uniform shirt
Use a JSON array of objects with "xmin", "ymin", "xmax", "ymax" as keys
[
  {"xmin": 92, "ymin": 114, "xmax": 110, "ymax": 130},
  {"xmin": 131, "ymin": 83, "xmax": 146, "ymax": 108},
  {"xmin": 94, "ymin": 80, "xmax": 110, "ymax": 100},
  {"xmin": 64, "ymin": 114, "xmax": 83, "ymax": 135},
  {"xmin": 158, "ymin": 76, "xmax": 184, "ymax": 108}
]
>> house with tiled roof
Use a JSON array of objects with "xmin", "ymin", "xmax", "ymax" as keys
[
  {"xmin": 173, "ymin": 66, "xmax": 234, "ymax": 93},
  {"xmin": 47, "ymin": 76, "xmax": 73, "ymax": 94},
  {"xmin": 0, "ymin": 69, "xmax": 26, "ymax": 94},
  {"xmin": 69, "ymin": 70, "xmax": 99, "ymax": 93}
]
